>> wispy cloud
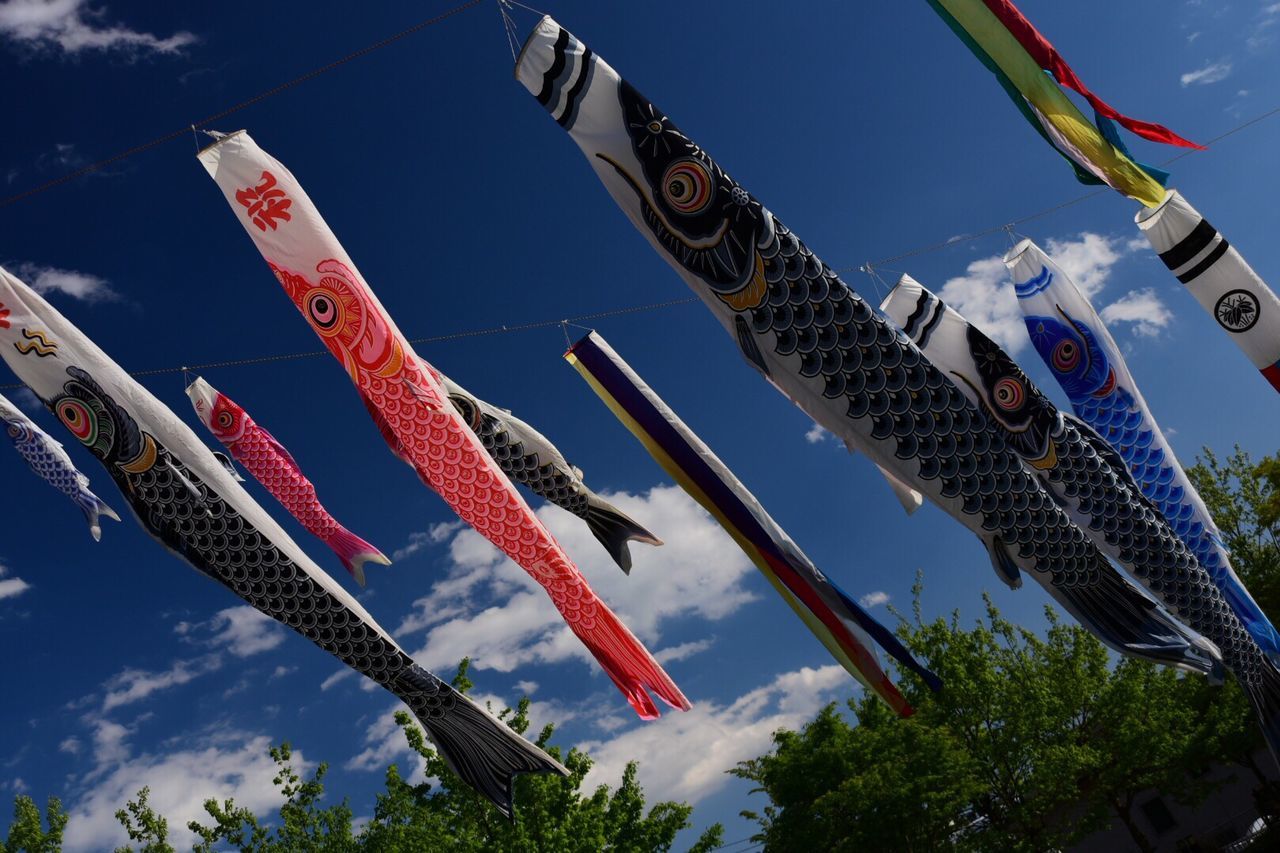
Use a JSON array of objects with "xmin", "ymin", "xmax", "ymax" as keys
[
  {"xmin": 1100, "ymin": 288, "xmax": 1174, "ymax": 338},
  {"xmin": 100, "ymin": 655, "xmax": 222, "ymax": 712},
  {"xmin": 13, "ymin": 262, "xmax": 117, "ymax": 302},
  {"xmin": 0, "ymin": 563, "xmax": 32, "ymax": 601},
  {"xmin": 859, "ymin": 591, "xmax": 890, "ymax": 608},
  {"xmin": 0, "ymin": 1, "xmax": 196, "ymax": 57},
  {"xmin": 392, "ymin": 520, "xmax": 465, "ymax": 561},
  {"xmin": 654, "ymin": 638, "xmax": 714, "ymax": 665},
  {"xmin": 1180, "ymin": 59, "xmax": 1232, "ymax": 86},
  {"xmin": 804, "ymin": 423, "xmax": 831, "ymax": 444}
]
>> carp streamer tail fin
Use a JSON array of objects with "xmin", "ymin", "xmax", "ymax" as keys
[
  {"xmin": 1052, "ymin": 564, "xmax": 1224, "ymax": 679},
  {"xmin": 394, "ymin": 666, "xmax": 567, "ymax": 820},
  {"xmin": 571, "ymin": 593, "xmax": 690, "ymax": 719},
  {"xmin": 583, "ymin": 494, "xmax": 663, "ymax": 575},
  {"xmin": 77, "ymin": 490, "xmax": 121, "ymax": 542},
  {"xmin": 327, "ymin": 526, "xmax": 391, "ymax": 588}
]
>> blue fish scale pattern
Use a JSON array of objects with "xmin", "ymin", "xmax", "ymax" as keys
[
  {"xmin": 748, "ymin": 221, "xmax": 1103, "ymax": 584},
  {"xmin": 1051, "ymin": 417, "xmax": 1264, "ymax": 685},
  {"xmin": 1075, "ymin": 387, "xmax": 1216, "ymax": 568},
  {"xmin": 10, "ymin": 431, "xmax": 88, "ymax": 505}
]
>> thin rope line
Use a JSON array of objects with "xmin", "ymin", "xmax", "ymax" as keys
[
  {"xmin": 842, "ymin": 103, "xmax": 1280, "ymax": 271},
  {"xmin": 0, "ymin": 0, "xmax": 484, "ymax": 211},
  {"xmin": 0, "ymin": 296, "xmax": 698, "ymax": 391}
]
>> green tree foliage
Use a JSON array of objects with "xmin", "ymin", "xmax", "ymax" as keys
[
  {"xmin": 0, "ymin": 796, "xmax": 67, "ymax": 853},
  {"xmin": 735, "ymin": 446, "xmax": 1279, "ymax": 852},
  {"xmin": 103, "ymin": 660, "xmax": 721, "ymax": 852},
  {"xmin": 1188, "ymin": 446, "xmax": 1280, "ymax": 621}
]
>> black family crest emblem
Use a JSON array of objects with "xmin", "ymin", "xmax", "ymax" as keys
[{"xmin": 1215, "ymin": 289, "xmax": 1260, "ymax": 333}]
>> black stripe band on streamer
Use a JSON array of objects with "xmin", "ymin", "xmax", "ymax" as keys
[
  {"xmin": 558, "ymin": 47, "xmax": 594, "ymax": 130},
  {"xmin": 916, "ymin": 299, "xmax": 945, "ymax": 348},
  {"xmin": 902, "ymin": 291, "xmax": 931, "ymax": 337},
  {"xmin": 535, "ymin": 28, "xmax": 571, "ymax": 107},
  {"xmin": 1159, "ymin": 218, "xmax": 1218, "ymax": 271},
  {"xmin": 1177, "ymin": 238, "xmax": 1231, "ymax": 283}
]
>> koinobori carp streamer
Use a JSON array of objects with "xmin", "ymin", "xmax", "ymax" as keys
[
  {"xmin": 438, "ymin": 372, "xmax": 662, "ymax": 575},
  {"xmin": 0, "ymin": 266, "xmax": 567, "ymax": 817},
  {"xmin": 1136, "ymin": 190, "xmax": 1280, "ymax": 394},
  {"xmin": 187, "ymin": 376, "xmax": 390, "ymax": 586},
  {"xmin": 1008, "ymin": 238, "xmax": 1280, "ymax": 664},
  {"xmin": 517, "ymin": 15, "xmax": 1222, "ymax": 673},
  {"xmin": 198, "ymin": 130, "xmax": 688, "ymax": 720},
  {"xmin": 0, "ymin": 390, "xmax": 119, "ymax": 540},
  {"xmin": 567, "ymin": 330, "xmax": 941, "ymax": 714},
  {"xmin": 885, "ymin": 275, "xmax": 1280, "ymax": 756}
]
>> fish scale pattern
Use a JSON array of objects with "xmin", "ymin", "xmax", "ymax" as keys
[
  {"xmin": 466, "ymin": 406, "xmax": 589, "ymax": 517},
  {"xmin": 229, "ymin": 429, "xmax": 341, "ymax": 540},
  {"xmin": 1074, "ymin": 387, "xmax": 1215, "ymax": 568},
  {"xmin": 746, "ymin": 220, "xmax": 1104, "ymax": 587},
  {"xmin": 1049, "ymin": 418, "xmax": 1263, "ymax": 681}
]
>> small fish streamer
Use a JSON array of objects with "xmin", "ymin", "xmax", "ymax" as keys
[
  {"xmin": 187, "ymin": 376, "xmax": 390, "ymax": 586},
  {"xmin": 198, "ymin": 130, "xmax": 688, "ymax": 720},
  {"xmin": 439, "ymin": 372, "xmax": 662, "ymax": 575},
  {"xmin": 0, "ymin": 390, "xmax": 119, "ymax": 540},
  {"xmin": 0, "ymin": 266, "xmax": 567, "ymax": 817},
  {"xmin": 567, "ymin": 330, "xmax": 941, "ymax": 715}
]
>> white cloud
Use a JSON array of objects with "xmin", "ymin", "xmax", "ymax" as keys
[
  {"xmin": 0, "ymin": 562, "xmax": 32, "ymax": 601},
  {"xmin": 1101, "ymin": 288, "xmax": 1174, "ymax": 338},
  {"xmin": 100, "ymin": 655, "xmax": 221, "ymax": 711},
  {"xmin": 63, "ymin": 730, "xmax": 305, "ymax": 852},
  {"xmin": 1042, "ymin": 233, "xmax": 1126, "ymax": 298},
  {"xmin": 13, "ymin": 262, "xmax": 116, "ymax": 302},
  {"xmin": 398, "ymin": 485, "xmax": 756, "ymax": 677},
  {"xmin": 1181, "ymin": 60, "xmax": 1232, "ymax": 86},
  {"xmin": 269, "ymin": 665, "xmax": 296, "ymax": 680},
  {"xmin": 578, "ymin": 665, "xmax": 849, "ymax": 804},
  {"xmin": 515, "ymin": 680, "xmax": 539, "ymax": 695},
  {"xmin": 0, "ymin": 0, "xmax": 195, "ymax": 56},
  {"xmin": 59, "ymin": 736, "xmax": 81, "ymax": 755},
  {"xmin": 204, "ymin": 606, "xmax": 285, "ymax": 658},
  {"xmin": 320, "ymin": 668, "xmax": 355, "ymax": 692},
  {"xmin": 935, "ymin": 233, "xmax": 1134, "ymax": 355},
  {"xmin": 392, "ymin": 520, "xmax": 465, "ymax": 561},
  {"xmin": 804, "ymin": 423, "xmax": 830, "ymax": 444},
  {"xmin": 654, "ymin": 639, "xmax": 714, "ymax": 664},
  {"xmin": 859, "ymin": 591, "xmax": 890, "ymax": 608}
]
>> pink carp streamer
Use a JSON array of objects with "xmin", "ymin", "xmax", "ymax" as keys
[
  {"xmin": 198, "ymin": 130, "xmax": 688, "ymax": 719},
  {"xmin": 187, "ymin": 376, "xmax": 390, "ymax": 586}
]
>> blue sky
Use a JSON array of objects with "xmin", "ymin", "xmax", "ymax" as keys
[{"xmin": 1, "ymin": 0, "xmax": 1278, "ymax": 848}]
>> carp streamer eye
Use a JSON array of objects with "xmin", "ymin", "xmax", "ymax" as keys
[
  {"xmin": 1052, "ymin": 339, "xmax": 1080, "ymax": 373},
  {"xmin": 217, "ymin": 411, "xmax": 235, "ymax": 430},
  {"xmin": 57, "ymin": 399, "xmax": 97, "ymax": 445},
  {"xmin": 993, "ymin": 377, "xmax": 1025, "ymax": 411},
  {"xmin": 306, "ymin": 290, "xmax": 343, "ymax": 335},
  {"xmin": 662, "ymin": 159, "xmax": 714, "ymax": 215}
]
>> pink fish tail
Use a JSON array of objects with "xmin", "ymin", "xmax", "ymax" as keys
[
  {"xmin": 326, "ymin": 526, "xmax": 390, "ymax": 588},
  {"xmin": 570, "ymin": 594, "xmax": 691, "ymax": 719}
]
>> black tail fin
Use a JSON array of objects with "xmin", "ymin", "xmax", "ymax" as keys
[
  {"xmin": 394, "ymin": 667, "xmax": 567, "ymax": 818},
  {"xmin": 584, "ymin": 493, "xmax": 663, "ymax": 574},
  {"xmin": 1048, "ymin": 564, "xmax": 1224, "ymax": 680}
]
